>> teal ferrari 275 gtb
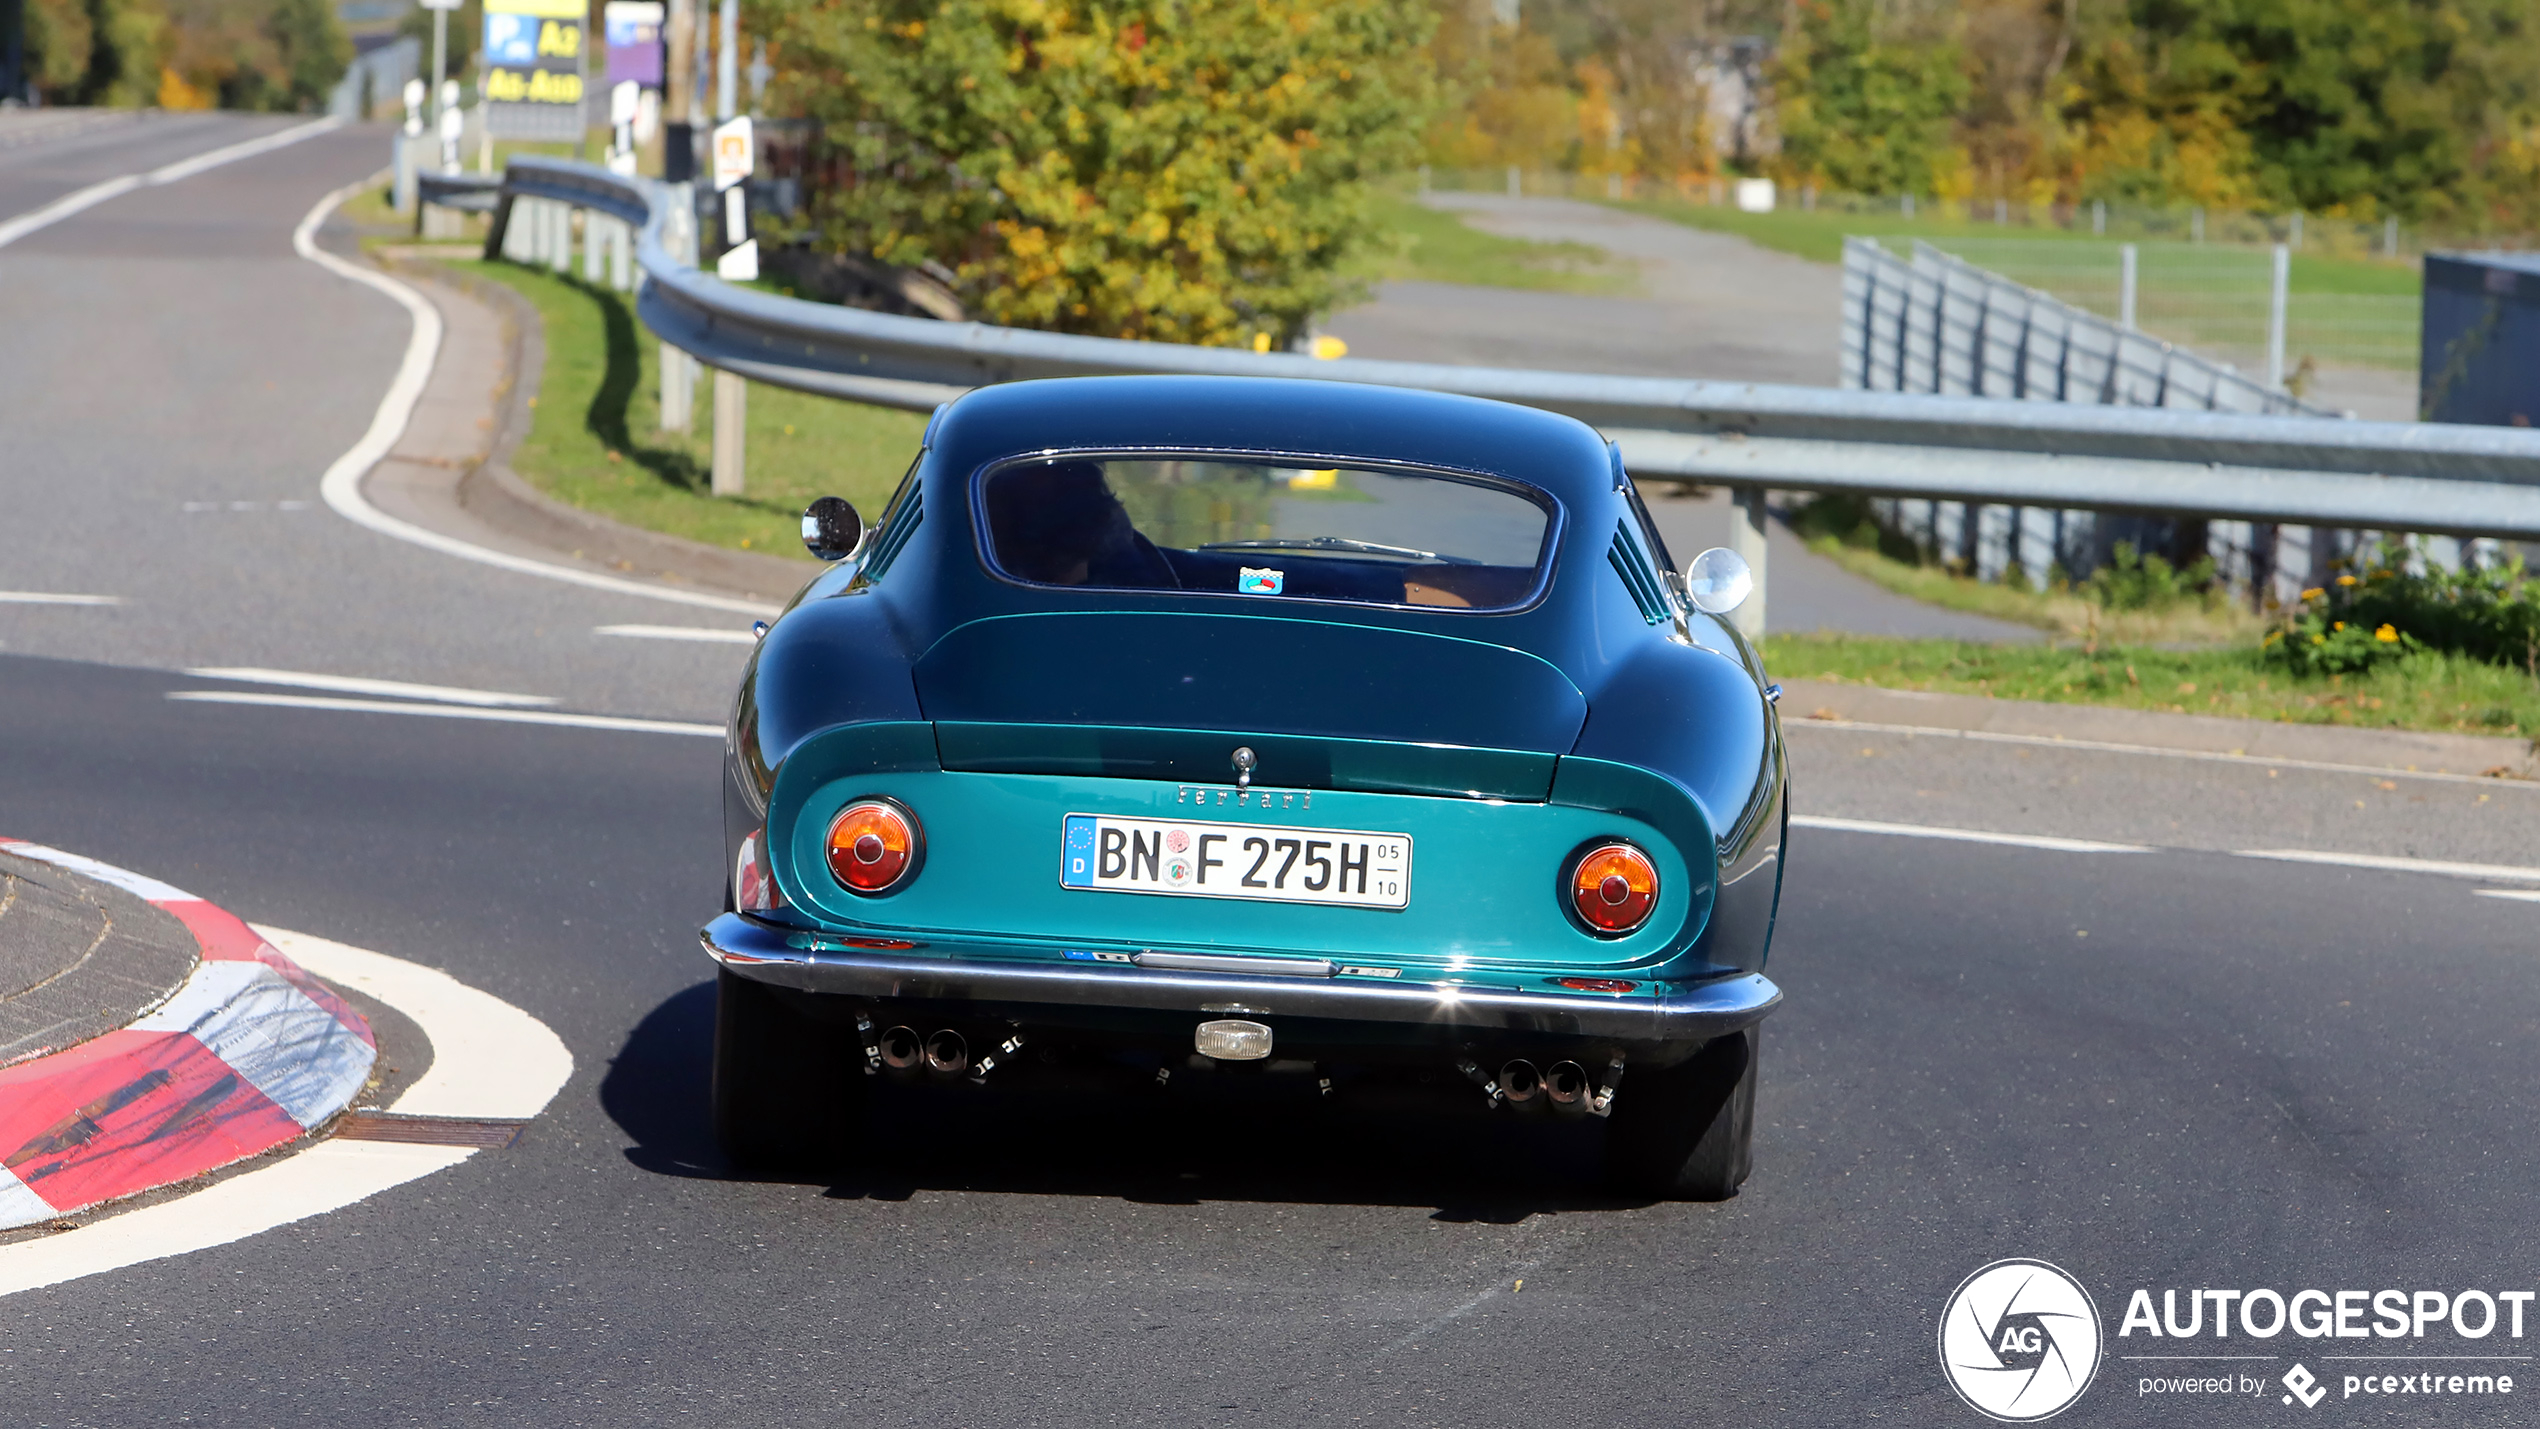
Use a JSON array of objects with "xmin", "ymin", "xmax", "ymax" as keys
[{"xmin": 702, "ymin": 374, "xmax": 1787, "ymax": 1198}]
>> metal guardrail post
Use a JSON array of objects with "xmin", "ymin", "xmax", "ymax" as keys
[
  {"xmin": 1731, "ymin": 488, "xmax": 1767, "ymax": 638},
  {"xmin": 659, "ymin": 182, "xmax": 696, "ymax": 433},
  {"xmin": 548, "ymin": 203, "xmax": 571, "ymax": 275},
  {"xmin": 711, "ymin": 372, "xmax": 745, "ymax": 494},
  {"xmin": 2266, "ymin": 244, "xmax": 2290, "ymax": 389},
  {"xmin": 584, "ymin": 208, "xmax": 604, "ymax": 283}
]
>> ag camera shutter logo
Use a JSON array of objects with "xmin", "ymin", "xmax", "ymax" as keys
[{"xmin": 1939, "ymin": 1259, "xmax": 2104, "ymax": 1421}]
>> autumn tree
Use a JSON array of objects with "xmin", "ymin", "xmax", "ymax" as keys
[
  {"xmin": 1771, "ymin": 0, "xmax": 1968, "ymax": 195},
  {"xmin": 760, "ymin": 0, "xmax": 1440, "ymax": 346}
]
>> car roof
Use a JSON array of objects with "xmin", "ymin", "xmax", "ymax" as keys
[{"xmin": 926, "ymin": 375, "xmax": 1615, "ymax": 504}]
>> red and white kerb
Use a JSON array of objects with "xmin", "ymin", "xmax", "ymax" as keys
[{"xmin": 0, "ymin": 841, "xmax": 378, "ymax": 1231}]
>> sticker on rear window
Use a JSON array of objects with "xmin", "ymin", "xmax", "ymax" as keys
[{"xmin": 1239, "ymin": 566, "xmax": 1285, "ymax": 595}]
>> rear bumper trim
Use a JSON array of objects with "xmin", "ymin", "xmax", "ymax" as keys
[{"xmin": 700, "ymin": 914, "xmax": 1778, "ymax": 1043}]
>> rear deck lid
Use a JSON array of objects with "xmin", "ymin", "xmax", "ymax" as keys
[{"xmin": 913, "ymin": 612, "xmax": 1588, "ymax": 756}]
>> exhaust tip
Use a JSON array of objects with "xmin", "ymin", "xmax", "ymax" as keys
[
  {"xmin": 1497, "ymin": 1059, "xmax": 1542, "ymax": 1105},
  {"xmin": 878, "ymin": 1025, "xmax": 922, "ymax": 1070},
  {"xmin": 1544, "ymin": 1060, "xmax": 1589, "ymax": 1107},
  {"xmin": 923, "ymin": 1028, "xmax": 968, "ymax": 1074}
]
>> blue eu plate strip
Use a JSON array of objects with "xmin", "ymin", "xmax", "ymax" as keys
[{"xmin": 1060, "ymin": 814, "xmax": 1096, "ymax": 888}]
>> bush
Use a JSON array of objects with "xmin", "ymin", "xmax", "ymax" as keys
[
  {"xmin": 2079, "ymin": 541, "xmax": 2215, "ymax": 611},
  {"xmin": 2265, "ymin": 538, "xmax": 2540, "ymax": 677}
]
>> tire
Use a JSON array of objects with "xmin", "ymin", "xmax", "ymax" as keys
[
  {"xmin": 712, "ymin": 967, "xmax": 861, "ymax": 1170},
  {"xmin": 1603, "ymin": 1027, "xmax": 1758, "ymax": 1200}
]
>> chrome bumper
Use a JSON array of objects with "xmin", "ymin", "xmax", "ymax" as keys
[{"xmin": 701, "ymin": 914, "xmax": 1780, "ymax": 1044}]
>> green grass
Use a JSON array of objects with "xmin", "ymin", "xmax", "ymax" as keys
[
  {"xmin": 1782, "ymin": 496, "xmax": 2268, "ymax": 646},
  {"xmin": 445, "ymin": 258, "xmax": 926, "ymax": 559},
  {"xmin": 1357, "ymin": 193, "xmax": 1638, "ymax": 295},
  {"xmin": 1766, "ymin": 632, "xmax": 2540, "ymax": 741},
  {"xmin": 1606, "ymin": 196, "xmax": 2419, "ymax": 295}
]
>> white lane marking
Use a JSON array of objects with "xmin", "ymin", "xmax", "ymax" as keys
[
  {"xmin": 0, "ymin": 924, "xmax": 570, "ymax": 1300},
  {"xmin": 1791, "ymin": 814, "xmax": 2152, "ymax": 855},
  {"xmin": 1786, "ymin": 716, "xmax": 2536, "ymax": 792},
  {"xmin": 259, "ymin": 926, "xmax": 574, "ymax": 1121},
  {"xmin": 293, "ymin": 179, "xmax": 781, "ymax": 619},
  {"xmin": 2476, "ymin": 889, "xmax": 2540, "ymax": 903},
  {"xmin": 2233, "ymin": 848, "xmax": 2540, "ymax": 885},
  {"xmin": 184, "ymin": 666, "xmax": 556, "ymax": 708},
  {"xmin": 0, "ymin": 117, "xmax": 340, "ymax": 250},
  {"xmin": 141, "ymin": 120, "xmax": 343, "ymax": 185},
  {"xmin": 0, "ymin": 1142, "xmax": 471, "ymax": 1298},
  {"xmin": 0, "ymin": 591, "xmax": 121, "ymax": 605},
  {"xmin": 167, "ymin": 689, "xmax": 722, "ymax": 737},
  {"xmin": 596, "ymin": 623, "xmax": 759, "ymax": 645}
]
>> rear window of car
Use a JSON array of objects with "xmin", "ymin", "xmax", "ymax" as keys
[{"xmin": 978, "ymin": 456, "xmax": 1554, "ymax": 610}]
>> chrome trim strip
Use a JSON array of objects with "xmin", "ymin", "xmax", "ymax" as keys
[
  {"xmin": 1134, "ymin": 950, "xmax": 1334, "ymax": 978},
  {"xmin": 700, "ymin": 914, "xmax": 1779, "ymax": 1041}
]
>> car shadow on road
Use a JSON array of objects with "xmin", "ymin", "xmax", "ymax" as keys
[{"xmin": 599, "ymin": 981, "xmax": 1663, "ymax": 1221}]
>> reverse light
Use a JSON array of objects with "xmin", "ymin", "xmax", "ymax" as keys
[
  {"xmin": 735, "ymin": 828, "xmax": 784, "ymax": 912},
  {"xmin": 1568, "ymin": 842, "xmax": 1657, "ymax": 935},
  {"xmin": 826, "ymin": 798, "xmax": 922, "ymax": 895}
]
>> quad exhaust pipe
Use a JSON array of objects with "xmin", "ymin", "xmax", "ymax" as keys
[
  {"xmin": 878, "ymin": 1025, "xmax": 922, "ymax": 1070},
  {"xmin": 1479, "ymin": 1058, "xmax": 1596, "ymax": 1114},
  {"xmin": 1497, "ymin": 1059, "xmax": 1543, "ymax": 1105},
  {"xmin": 1544, "ymin": 1060, "xmax": 1589, "ymax": 1112},
  {"xmin": 878, "ymin": 1025, "xmax": 971, "ymax": 1075}
]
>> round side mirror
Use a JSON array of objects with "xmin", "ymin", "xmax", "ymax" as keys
[
  {"xmin": 801, "ymin": 496, "xmax": 863, "ymax": 562},
  {"xmin": 1683, "ymin": 547, "xmax": 1753, "ymax": 614}
]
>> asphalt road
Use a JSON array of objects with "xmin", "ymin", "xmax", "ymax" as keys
[{"xmin": 4, "ymin": 122, "xmax": 2537, "ymax": 1428}]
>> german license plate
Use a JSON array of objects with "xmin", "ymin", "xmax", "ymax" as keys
[{"xmin": 1059, "ymin": 814, "xmax": 1410, "ymax": 909}]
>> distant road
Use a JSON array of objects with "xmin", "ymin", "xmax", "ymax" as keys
[{"xmin": 1327, "ymin": 192, "xmax": 1842, "ymax": 386}]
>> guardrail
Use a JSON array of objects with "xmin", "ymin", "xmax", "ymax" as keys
[
  {"xmin": 443, "ymin": 158, "xmax": 2540, "ymax": 628},
  {"xmin": 1842, "ymin": 237, "xmax": 2323, "ymax": 417}
]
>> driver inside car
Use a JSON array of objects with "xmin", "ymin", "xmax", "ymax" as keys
[{"xmin": 984, "ymin": 460, "xmax": 1178, "ymax": 588}]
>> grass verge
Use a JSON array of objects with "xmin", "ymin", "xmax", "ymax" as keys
[
  {"xmin": 1602, "ymin": 196, "xmax": 2418, "ymax": 296},
  {"xmin": 1766, "ymin": 632, "xmax": 2540, "ymax": 742},
  {"xmin": 445, "ymin": 257, "xmax": 925, "ymax": 559},
  {"xmin": 1357, "ymin": 193, "xmax": 1637, "ymax": 295},
  {"xmin": 1780, "ymin": 497, "xmax": 2267, "ymax": 646}
]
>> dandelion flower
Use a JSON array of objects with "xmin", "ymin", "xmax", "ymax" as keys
[
  {"xmin": 2333, "ymin": 621, "xmax": 2346, "ymax": 632},
  {"xmin": 2375, "ymin": 624, "xmax": 2399, "ymax": 642},
  {"xmin": 2302, "ymin": 587, "xmax": 2325, "ymax": 601},
  {"xmin": 2336, "ymin": 574, "xmax": 2359, "ymax": 587}
]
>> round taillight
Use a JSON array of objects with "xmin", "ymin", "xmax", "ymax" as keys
[
  {"xmin": 826, "ymin": 799, "xmax": 921, "ymax": 894},
  {"xmin": 1569, "ymin": 842, "xmax": 1657, "ymax": 935}
]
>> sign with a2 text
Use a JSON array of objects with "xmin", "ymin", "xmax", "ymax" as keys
[{"xmin": 483, "ymin": 0, "xmax": 585, "ymax": 107}]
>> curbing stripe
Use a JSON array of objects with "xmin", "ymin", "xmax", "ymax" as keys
[
  {"xmin": 127, "ymin": 962, "xmax": 375, "ymax": 1128},
  {"xmin": 0, "ymin": 1167, "xmax": 49, "ymax": 1227},
  {"xmin": 0, "ymin": 842, "xmax": 378, "ymax": 1231},
  {"xmin": 0, "ymin": 927, "xmax": 572, "ymax": 1300}
]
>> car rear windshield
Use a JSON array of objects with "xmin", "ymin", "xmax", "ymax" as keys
[{"xmin": 979, "ymin": 456, "xmax": 1553, "ymax": 610}]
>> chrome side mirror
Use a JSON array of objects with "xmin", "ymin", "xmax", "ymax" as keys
[
  {"xmin": 1683, "ymin": 547, "xmax": 1753, "ymax": 614},
  {"xmin": 801, "ymin": 496, "xmax": 862, "ymax": 561}
]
